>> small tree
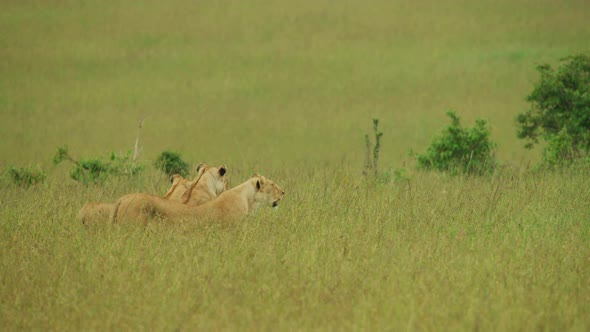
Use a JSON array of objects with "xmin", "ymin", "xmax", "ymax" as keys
[
  {"xmin": 154, "ymin": 151, "xmax": 190, "ymax": 177},
  {"xmin": 416, "ymin": 111, "xmax": 497, "ymax": 175},
  {"xmin": 53, "ymin": 146, "xmax": 144, "ymax": 184},
  {"xmin": 517, "ymin": 54, "xmax": 590, "ymax": 166}
]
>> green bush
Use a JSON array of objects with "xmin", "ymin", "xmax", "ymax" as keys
[
  {"xmin": 517, "ymin": 54, "xmax": 590, "ymax": 167},
  {"xmin": 154, "ymin": 151, "xmax": 190, "ymax": 177},
  {"xmin": 69, "ymin": 159, "xmax": 110, "ymax": 184},
  {"xmin": 53, "ymin": 146, "xmax": 144, "ymax": 184},
  {"xmin": 415, "ymin": 111, "xmax": 497, "ymax": 175},
  {"xmin": 7, "ymin": 166, "xmax": 46, "ymax": 187}
]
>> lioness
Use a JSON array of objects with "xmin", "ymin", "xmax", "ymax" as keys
[
  {"xmin": 163, "ymin": 174, "xmax": 188, "ymax": 199},
  {"xmin": 164, "ymin": 164, "xmax": 229, "ymax": 205},
  {"xmin": 111, "ymin": 174, "xmax": 284, "ymax": 224},
  {"xmin": 76, "ymin": 174, "xmax": 187, "ymax": 225},
  {"xmin": 77, "ymin": 163, "xmax": 228, "ymax": 224}
]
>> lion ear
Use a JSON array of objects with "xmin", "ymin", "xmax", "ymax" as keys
[
  {"xmin": 196, "ymin": 163, "xmax": 206, "ymax": 173},
  {"xmin": 252, "ymin": 173, "xmax": 260, "ymax": 177},
  {"xmin": 219, "ymin": 165, "xmax": 227, "ymax": 176}
]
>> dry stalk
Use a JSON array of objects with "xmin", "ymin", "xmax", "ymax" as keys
[{"xmin": 133, "ymin": 118, "xmax": 146, "ymax": 162}]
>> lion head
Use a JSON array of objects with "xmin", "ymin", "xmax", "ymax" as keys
[
  {"xmin": 163, "ymin": 174, "xmax": 189, "ymax": 199},
  {"xmin": 198, "ymin": 163, "xmax": 228, "ymax": 195},
  {"xmin": 163, "ymin": 163, "xmax": 228, "ymax": 205},
  {"xmin": 252, "ymin": 174, "xmax": 285, "ymax": 208},
  {"xmin": 178, "ymin": 163, "xmax": 228, "ymax": 204}
]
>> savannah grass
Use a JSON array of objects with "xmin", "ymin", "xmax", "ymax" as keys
[
  {"xmin": 1, "ymin": 0, "xmax": 589, "ymax": 330},
  {"xmin": 1, "ymin": 169, "xmax": 589, "ymax": 330}
]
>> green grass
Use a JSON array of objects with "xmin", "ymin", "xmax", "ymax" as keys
[{"xmin": 1, "ymin": 0, "xmax": 589, "ymax": 330}]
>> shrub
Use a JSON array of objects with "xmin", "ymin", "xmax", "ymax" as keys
[
  {"xmin": 7, "ymin": 166, "xmax": 46, "ymax": 187},
  {"xmin": 517, "ymin": 54, "xmax": 590, "ymax": 167},
  {"xmin": 415, "ymin": 111, "xmax": 497, "ymax": 175},
  {"xmin": 68, "ymin": 159, "xmax": 110, "ymax": 184},
  {"xmin": 53, "ymin": 146, "xmax": 144, "ymax": 184},
  {"xmin": 154, "ymin": 151, "xmax": 189, "ymax": 177}
]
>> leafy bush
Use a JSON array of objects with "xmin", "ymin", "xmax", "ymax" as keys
[
  {"xmin": 415, "ymin": 111, "xmax": 497, "ymax": 175},
  {"xmin": 69, "ymin": 159, "xmax": 110, "ymax": 184},
  {"xmin": 154, "ymin": 151, "xmax": 189, "ymax": 177},
  {"xmin": 53, "ymin": 146, "xmax": 144, "ymax": 184},
  {"xmin": 517, "ymin": 54, "xmax": 590, "ymax": 167},
  {"xmin": 7, "ymin": 166, "xmax": 46, "ymax": 187}
]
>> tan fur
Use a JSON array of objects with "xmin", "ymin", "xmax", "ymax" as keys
[
  {"xmin": 76, "ymin": 202, "xmax": 114, "ymax": 225},
  {"xmin": 111, "ymin": 174, "xmax": 284, "ymax": 224},
  {"xmin": 165, "ymin": 164, "xmax": 229, "ymax": 206},
  {"xmin": 163, "ymin": 174, "xmax": 187, "ymax": 199},
  {"xmin": 78, "ymin": 163, "xmax": 228, "ymax": 224},
  {"xmin": 77, "ymin": 174, "xmax": 188, "ymax": 225}
]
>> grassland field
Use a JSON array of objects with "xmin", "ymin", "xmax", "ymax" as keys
[{"xmin": 1, "ymin": 0, "xmax": 589, "ymax": 330}]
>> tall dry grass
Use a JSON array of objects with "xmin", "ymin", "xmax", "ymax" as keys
[{"xmin": 1, "ymin": 168, "xmax": 589, "ymax": 330}]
